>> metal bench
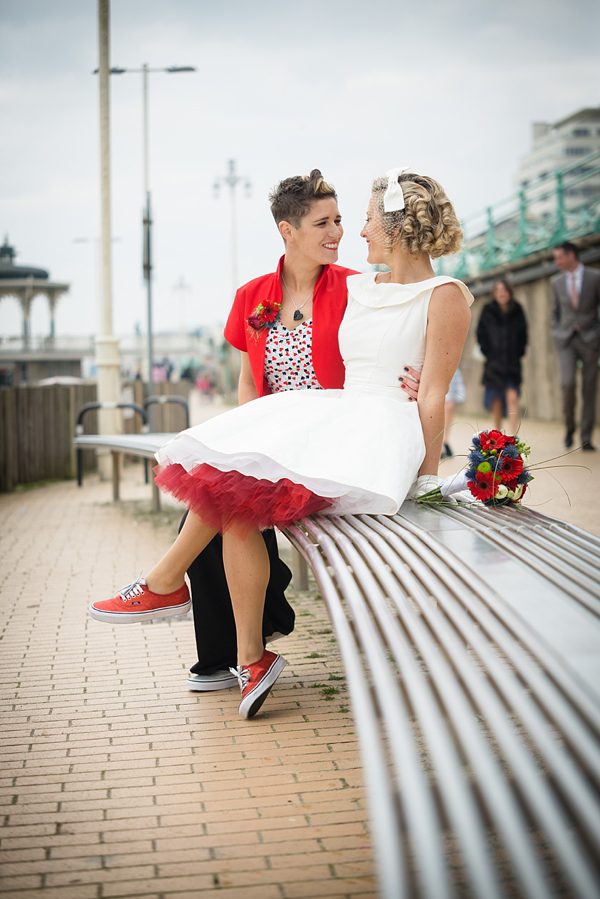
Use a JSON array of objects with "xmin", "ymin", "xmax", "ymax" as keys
[
  {"xmin": 285, "ymin": 504, "xmax": 600, "ymax": 899},
  {"xmin": 75, "ymin": 397, "xmax": 188, "ymax": 509},
  {"xmin": 74, "ymin": 430, "xmax": 600, "ymax": 897},
  {"xmin": 75, "ymin": 432, "xmax": 174, "ymax": 510}
]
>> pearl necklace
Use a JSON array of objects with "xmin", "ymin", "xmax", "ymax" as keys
[{"xmin": 281, "ymin": 275, "xmax": 314, "ymax": 321}]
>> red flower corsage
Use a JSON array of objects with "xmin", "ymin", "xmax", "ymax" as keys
[{"xmin": 247, "ymin": 298, "xmax": 282, "ymax": 332}]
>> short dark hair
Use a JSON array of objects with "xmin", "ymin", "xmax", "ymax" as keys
[
  {"xmin": 269, "ymin": 169, "xmax": 337, "ymax": 227},
  {"xmin": 554, "ymin": 240, "xmax": 580, "ymax": 260}
]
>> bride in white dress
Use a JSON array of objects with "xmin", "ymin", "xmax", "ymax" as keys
[{"xmin": 91, "ymin": 168, "xmax": 473, "ymax": 719}]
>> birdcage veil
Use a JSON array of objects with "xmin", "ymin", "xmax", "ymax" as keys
[
  {"xmin": 367, "ymin": 167, "xmax": 416, "ymax": 248},
  {"xmin": 368, "ymin": 168, "xmax": 463, "ymax": 258}
]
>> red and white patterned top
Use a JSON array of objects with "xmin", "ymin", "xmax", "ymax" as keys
[{"xmin": 263, "ymin": 319, "xmax": 323, "ymax": 393}]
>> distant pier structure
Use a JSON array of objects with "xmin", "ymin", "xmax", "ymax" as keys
[{"xmin": 0, "ymin": 236, "xmax": 70, "ymax": 345}]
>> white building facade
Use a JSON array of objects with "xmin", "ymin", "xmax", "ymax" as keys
[{"xmin": 515, "ymin": 106, "xmax": 600, "ymax": 219}]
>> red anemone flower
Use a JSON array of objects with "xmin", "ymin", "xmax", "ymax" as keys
[
  {"xmin": 468, "ymin": 469, "xmax": 499, "ymax": 502},
  {"xmin": 261, "ymin": 302, "xmax": 279, "ymax": 323},
  {"xmin": 500, "ymin": 455, "xmax": 524, "ymax": 483},
  {"xmin": 479, "ymin": 430, "xmax": 508, "ymax": 452}
]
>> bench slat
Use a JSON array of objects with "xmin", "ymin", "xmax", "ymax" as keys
[{"xmin": 287, "ymin": 511, "xmax": 600, "ymax": 898}]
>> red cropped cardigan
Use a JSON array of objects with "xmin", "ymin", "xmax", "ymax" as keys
[{"xmin": 224, "ymin": 255, "xmax": 358, "ymax": 397}]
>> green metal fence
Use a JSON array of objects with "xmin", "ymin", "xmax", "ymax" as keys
[{"xmin": 438, "ymin": 150, "xmax": 600, "ymax": 279}]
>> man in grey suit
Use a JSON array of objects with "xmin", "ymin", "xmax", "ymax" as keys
[{"xmin": 551, "ymin": 241, "xmax": 600, "ymax": 450}]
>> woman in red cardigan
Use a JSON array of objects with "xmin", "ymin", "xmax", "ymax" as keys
[
  {"xmin": 183, "ymin": 170, "xmax": 355, "ymax": 691},
  {"xmin": 91, "ymin": 170, "xmax": 419, "ymax": 692}
]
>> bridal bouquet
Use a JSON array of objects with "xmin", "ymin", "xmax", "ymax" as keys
[{"xmin": 419, "ymin": 430, "xmax": 533, "ymax": 507}]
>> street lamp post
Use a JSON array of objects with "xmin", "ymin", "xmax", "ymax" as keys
[
  {"xmin": 73, "ymin": 236, "xmax": 121, "ymax": 330},
  {"xmin": 95, "ymin": 0, "xmax": 121, "ymax": 477},
  {"xmin": 214, "ymin": 159, "xmax": 252, "ymax": 299},
  {"xmin": 98, "ymin": 63, "xmax": 195, "ymax": 393}
]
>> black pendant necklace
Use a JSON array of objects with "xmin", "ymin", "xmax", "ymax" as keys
[{"xmin": 281, "ymin": 275, "xmax": 313, "ymax": 323}]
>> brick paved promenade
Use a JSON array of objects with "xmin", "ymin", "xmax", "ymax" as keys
[
  {"xmin": 1, "ymin": 401, "xmax": 598, "ymax": 898},
  {"xmin": 0, "ymin": 468, "xmax": 375, "ymax": 898}
]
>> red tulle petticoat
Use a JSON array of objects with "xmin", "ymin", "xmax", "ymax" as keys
[{"xmin": 154, "ymin": 463, "xmax": 333, "ymax": 534}]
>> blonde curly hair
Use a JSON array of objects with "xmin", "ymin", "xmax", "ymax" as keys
[{"xmin": 371, "ymin": 173, "xmax": 462, "ymax": 257}]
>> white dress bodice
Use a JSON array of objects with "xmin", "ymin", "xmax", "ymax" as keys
[{"xmin": 340, "ymin": 272, "xmax": 471, "ymax": 397}]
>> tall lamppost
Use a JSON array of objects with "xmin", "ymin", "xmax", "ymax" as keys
[
  {"xmin": 73, "ymin": 236, "xmax": 120, "ymax": 327},
  {"xmin": 97, "ymin": 63, "xmax": 196, "ymax": 392},
  {"xmin": 95, "ymin": 0, "xmax": 120, "ymax": 476},
  {"xmin": 214, "ymin": 159, "xmax": 252, "ymax": 299}
]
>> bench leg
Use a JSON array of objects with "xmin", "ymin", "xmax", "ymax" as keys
[
  {"xmin": 152, "ymin": 480, "xmax": 161, "ymax": 512},
  {"xmin": 112, "ymin": 452, "xmax": 120, "ymax": 501},
  {"xmin": 291, "ymin": 548, "xmax": 309, "ymax": 591}
]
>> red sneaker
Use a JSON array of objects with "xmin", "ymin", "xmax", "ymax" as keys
[
  {"xmin": 230, "ymin": 649, "xmax": 287, "ymax": 719},
  {"xmin": 89, "ymin": 577, "xmax": 191, "ymax": 623}
]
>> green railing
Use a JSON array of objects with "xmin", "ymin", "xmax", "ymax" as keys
[{"xmin": 437, "ymin": 150, "xmax": 600, "ymax": 279}]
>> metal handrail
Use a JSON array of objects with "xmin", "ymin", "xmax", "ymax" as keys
[
  {"xmin": 143, "ymin": 394, "xmax": 190, "ymax": 429},
  {"xmin": 437, "ymin": 149, "xmax": 600, "ymax": 279},
  {"xmin": 75, "ymin": 401, "xmax": 149, "ymax": 486}
]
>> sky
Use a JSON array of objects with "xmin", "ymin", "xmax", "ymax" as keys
[{"xmin": 1, "ymin": 0, "xmax": 599, "ymax": 339}]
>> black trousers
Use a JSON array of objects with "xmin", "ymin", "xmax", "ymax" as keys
[{"xmin": 179, "ymin": 514, "xmax": 294, "ymax": 675}]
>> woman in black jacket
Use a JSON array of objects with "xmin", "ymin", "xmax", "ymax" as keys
[{"xmin": 476, "ymin": 278, "xmax": 528, "ymax": 434}]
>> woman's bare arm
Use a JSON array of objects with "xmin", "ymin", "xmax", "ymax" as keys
[
  {"xmin": 417, "ymin": 284, "xmax": 471, "ymax": 475},
  {"xmin": 238, "ymin": 352, "xmax": 258, "ymax": 405}
]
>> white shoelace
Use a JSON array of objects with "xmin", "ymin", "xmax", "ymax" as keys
[
  {"xmin": 118, "ymin": 576, "xmax": 146, "ymax": 602},
  {"xmin": 230, "ymin": 665, "xmax": 250, "ymax": 691}
]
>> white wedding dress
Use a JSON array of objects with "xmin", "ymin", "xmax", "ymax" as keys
[{"xmin": 155, "ymin": 273, "xmax": 473, "ymax": 526}]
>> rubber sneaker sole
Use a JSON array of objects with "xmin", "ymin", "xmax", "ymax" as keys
[
  {"xmin": 187, "ymin": 671, "xmax": 238, "ymax": 691},
  {"xmin": 88, "ymin": 599, "xmax": 191, "ymax": 623},
  {"xmin": 239, "ymin": 655, "xmax": 287, "ymax": 719}
]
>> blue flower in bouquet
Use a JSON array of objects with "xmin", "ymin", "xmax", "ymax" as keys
[{"xmin": 467, "ymin": 449, "xmax": 485, "ymax": 467}]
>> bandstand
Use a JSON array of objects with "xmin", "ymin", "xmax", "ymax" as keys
[{"xmin": 0, "ymin": 236, "xmax": 69, "ymax": 344}]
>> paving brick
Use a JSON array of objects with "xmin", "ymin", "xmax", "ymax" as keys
[
  {"xmin": 283, "ymin": 877, "xmax": 376, "ymax": 898},
  {"xmin": 0, "ymin": 874, "xmax": 43, "ymax": 890},
  {"xmin": 155, "ymin": 855, "xmax": 267, "ymax": 878},
  {"xmin": 1, "ymin": 856, "xmax": 104, "ymax": 878},
  {"xmin": 100, "ymin": 873, "xmax": 215, "ymax": 896},
  {"xmin": 0, "ymin": 887, "xmax": 98, "ymax": 899},
  {"xmin": 0, "ymin": 468, "xmax": 373, "ymax": 899},
  {"xmin": 167, "ymin": 888, "xmax": 280, "ymax": 899},
  {"xmin": 48, "ymin": 840, "xmax": 153, "ymax": 859},
  {"xmin": 101, "ymin": 848, "xmax": 212, "ymax": 868},
  {"xmin": 154, "ymin": 830, "xmax": 261, "ymax": 850},
  {"xmin": 0, "ymin": 848, "xmax": 47, "ymax": 864},
  {"xmin": 45, "ymin": 864, "xmax": 155, "ymax": 887}
]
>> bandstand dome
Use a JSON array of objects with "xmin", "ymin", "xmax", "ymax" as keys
[{"xmin": 0, "ymin": 236, "xmax": 69, "ymax": 341}]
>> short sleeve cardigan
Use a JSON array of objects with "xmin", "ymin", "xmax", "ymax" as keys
[{"xmin": 224, "ymin": 255, "xmax": 357, "ymax": 397}]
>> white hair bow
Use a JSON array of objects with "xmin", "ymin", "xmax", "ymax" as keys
[{"xmin": 383, "ymin": 166, "xmax": 413, "ymax": 213}]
